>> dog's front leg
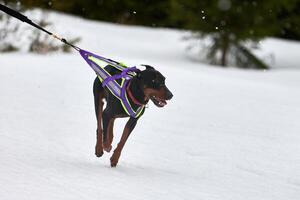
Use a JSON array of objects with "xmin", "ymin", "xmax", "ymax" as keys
[
  {"xmin": 110, "ymin": 117, "xmax": 138, "ymax": 167},
  {"xmin": 102, "ymin": 109, "xmax": 114, "ymax": 152},
  {"xmin": 95, "ymin": 97, "xmax": 104, "ymax": 157},
  {"xmin": 107, "ymin": 118, "xmax": 115, "ymax": 150}
]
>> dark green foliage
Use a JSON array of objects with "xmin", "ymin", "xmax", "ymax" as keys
[
  {"xmin": 10, "ymin": 0, "xmax": 171, "ymax": 27},
  {"xmin": 170, "ymin": 0, "xmax": 299, "ymax": 38},
  {"xmin": 277, "ymin": 1, "xmax": 300, "ymax": 40},
  {"xmin": 3, "ymin": 0, "xmax": 300, "ymax": 38}
]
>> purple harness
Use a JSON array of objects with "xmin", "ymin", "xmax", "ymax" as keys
[
  {"xmin": 102, "ymin": 66, "xmax": 137, "ymax": 88},
  {"xmin": 79, "ymin": 49, "xmax": 145, "ymax": 118}
]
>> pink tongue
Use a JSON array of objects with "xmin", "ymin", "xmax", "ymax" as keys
[{"xmin": 160, "ymin": 100, "xmax": 167, "ymax": 106}]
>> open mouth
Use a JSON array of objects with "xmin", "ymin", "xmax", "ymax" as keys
[{"xmin": 150, "ymin": 96, "xmax": 167, "ymax": 107}]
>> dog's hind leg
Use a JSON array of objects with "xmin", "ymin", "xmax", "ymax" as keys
[
  {"xmin": 110, "ymin": 117, "xmax": 138, "ymax": 167},
  {"xmin": 93, "ymin": 77, "xmax": 105, "ymax": 157}
]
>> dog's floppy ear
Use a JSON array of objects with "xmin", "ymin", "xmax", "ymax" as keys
[{"xmin": 141, "ymin": 64, "xmax": 155, "ymax": 70}]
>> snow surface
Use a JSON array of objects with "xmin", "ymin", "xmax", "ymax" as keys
[{"xmin": 0, "ymin": 11, "xmax": 300, "ymax": 200}]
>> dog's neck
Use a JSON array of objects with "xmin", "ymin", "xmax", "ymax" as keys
[{"xmin": 128, "ymin": 77, "xmax": 147, "ymax": 106}]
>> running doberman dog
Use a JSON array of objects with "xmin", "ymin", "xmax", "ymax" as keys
[{"xmin": 93, "ymin": 65, "xmax": 173, "ymax": 167}]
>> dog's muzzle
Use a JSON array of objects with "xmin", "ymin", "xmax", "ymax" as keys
[{"xmin": 165, "ymin": 87, "xmax": 173, "ymax": 100}]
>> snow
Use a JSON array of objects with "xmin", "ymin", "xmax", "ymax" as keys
[{"xmin": 1, "ymin": 11, "xmax": 300, "ymax": 200}]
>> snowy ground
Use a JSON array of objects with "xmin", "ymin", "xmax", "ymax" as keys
[{"xmin": 0, "ymin": 11, "xmax": 300, "ymax": 200}]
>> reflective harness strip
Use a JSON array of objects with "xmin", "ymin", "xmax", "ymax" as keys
[{"xmin": 79, "ymin": 49, "xmax": 145, "ymax": 118}]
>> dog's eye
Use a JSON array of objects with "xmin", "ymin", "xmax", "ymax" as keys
[
  {"xmin": 151, "ymin": 79, "xmax": 160, "ymax": 88},
  {"xmin": 151, "ymin": 79, "xmax": 164, "ymax": 88}
]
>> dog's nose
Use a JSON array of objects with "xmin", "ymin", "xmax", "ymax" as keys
[{"xmin": 166, "ymin": 91, "xmax": 173, "ymax": 100}]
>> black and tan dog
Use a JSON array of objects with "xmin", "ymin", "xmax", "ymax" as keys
[{"xmin": 93, "ymin": 65, "xmax": 173, "ymax": 167}]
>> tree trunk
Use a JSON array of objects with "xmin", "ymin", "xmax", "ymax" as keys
[{"xmin": 220, "ymin": 34, "xmax": 229, "ymax": 67}]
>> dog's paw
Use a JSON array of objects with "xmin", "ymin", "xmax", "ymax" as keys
[
  {"xmin": 110, "ymin": 162, "xmax": 117, "ymax": 167},
  {"xmin": 110, "ymin": 151, "xmax": 120, "ymax": 167},
  {"xmin": 95, "ymin": 151, "xmax": 104, "ymax": 157},
  {"xmin": 103, "ymin": 143, "xmax": 112, "ymax": 153},
  {"xmin": 110, "ymin": 157, "xmax": 118, "ymax": 167},
  {"xmin": 95, "ymin": 146, "xmax": 104, "ymax": 157}
]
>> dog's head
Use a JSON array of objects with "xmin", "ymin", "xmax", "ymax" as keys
[{"xmin": 136, "ymin": 65, "xmax": 173, "ymax": 107}]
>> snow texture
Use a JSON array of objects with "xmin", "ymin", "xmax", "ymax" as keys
[{"xmin": 0, "ymin": 11, "xmax": 300, "ymax": 200}]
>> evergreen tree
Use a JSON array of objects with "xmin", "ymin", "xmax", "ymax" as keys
[{"xmin": 169, "ymin": 0, "xmax": 298, "ymax": 68}]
